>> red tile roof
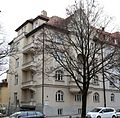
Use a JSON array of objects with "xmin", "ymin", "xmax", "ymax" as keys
[{"xmin": 47, "ymin": 16, "xmax": 64, "ymax": 26}]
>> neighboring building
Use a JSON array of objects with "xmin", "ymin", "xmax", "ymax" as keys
[
  {"xmin": 0, "ymin": 79, "xmax": 8, "ymax": 107},
  {"xmin": 8, "ymin": 10, "xmax": 120, "ymax": 118}
]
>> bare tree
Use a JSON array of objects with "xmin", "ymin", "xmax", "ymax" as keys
[
  {"xmin": 0, "ymin": 30, "xmax": 9, "ymax": 76},
  {"xmin": 33, "ymin": 0, "xmax": 119, "ymax": 118}
]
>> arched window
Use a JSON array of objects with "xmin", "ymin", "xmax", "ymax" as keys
[
  {"xmin": 111, "ymin": 93, "xmax": 115, "ymax": 102},
  {"xmin": 56, "ymin": 90, "xmax": 64, "ymax": 102},
  {"xmin": 55, "ymin": 70, "xmax": 63, "ymax": 81},
  {"xmin": 93, "ymin": 92, "xmax": 99, "ymax": 102}
]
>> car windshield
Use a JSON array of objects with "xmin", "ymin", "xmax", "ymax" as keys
[
  {"xmin": 90, "ymin": 108, "xmax": 102, "ymax": 112},
  {"xmin": 10, "ymin": 112, "xmax": 21, "ymax": 117}
]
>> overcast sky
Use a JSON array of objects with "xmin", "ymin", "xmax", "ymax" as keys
[
  {"xmin": 0, "ymin": 0, "xmax": 120, "ymax": 80},
  {"xmin": 0, "ymin": 0, "xmax": 120, "ymax": 42}
]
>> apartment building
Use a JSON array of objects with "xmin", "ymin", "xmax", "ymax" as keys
[
  {"xmin": 7, "ymin": 10, "xmax": 120, "ymax": 117},
  {"xmin": 0, "ymin": 79, "xmax": 8, "ymax": 115},
  {"xmin": 0, "ymin": 79, "xmax": 8, "ymax": 106}
]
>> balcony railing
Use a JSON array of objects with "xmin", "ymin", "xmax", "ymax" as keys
[
  {"xmin": 22, "ymin": 80, "xmax": 36, "ymax": 88},
  {"xmin": 14, "ymin": 32, "xmax": 27, "ymax": 41},
  {"xmin": 21, "ymin": 99, "xmax": 36, "ymax": 106},
  {"xmin": 22, "ymin": 61, "xmax": 36, "ymax": 71},
  {"xmin": 69, "ymin": 80, "xmax": 80, "ymax": 93},
  {"xmin": 22, "ymin": 42, "xmax": 36, "ymax": 53}
]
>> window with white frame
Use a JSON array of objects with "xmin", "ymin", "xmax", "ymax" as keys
[
  {"xmin": 75, "ymin": 94, "xmax": 82, "ymax": 102},
  {"xmin": 93, "ymin": 92, "xmax": 99, "ymax": 103},
  {"xmin": 15, "ymin": 74, "xmax": 18, "ymax": 85},
  {"xmin": 111, "ymin": 93, "xmax": 115, "ymax": 102},
  {"xmin": 55, "ymin": 70, "xmax": 63, "ymax": 81},
  {"xmin": 56, "ymin": 90, "xmax": 64, "ymax": 102},
  {"xmin": 58, "ymin": 108, "xmax": 63, "ymax": 115}
]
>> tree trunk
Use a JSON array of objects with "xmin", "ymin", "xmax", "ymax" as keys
[{"xmin": 81, "ymin": 91, "xmax": 87, "ymax": 118}]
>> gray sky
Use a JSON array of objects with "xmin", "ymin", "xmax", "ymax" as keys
[
  {"xmin": 0, "ymin": 0, "xmax": 75, "ymax": 42},
  {"xmin": 0, "ymin": 0, "xmax": 120, "ymax": 80},
  {"xmin": 0, "ymin": 0, "xmax": 120, "ymax": 42}
]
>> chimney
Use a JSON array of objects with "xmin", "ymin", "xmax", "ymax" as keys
[{"xmin": 41, "ymin": 10, "xmax": 47, "ymax": 16}]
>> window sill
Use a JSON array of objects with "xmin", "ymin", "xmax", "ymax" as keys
[
  {"xmin": 55, "ymin": 80, "xmax": 65, "ymax": 82},
  {"xmin": 56, "ymin": 100, "xmax": 64, "ymax": 102}
]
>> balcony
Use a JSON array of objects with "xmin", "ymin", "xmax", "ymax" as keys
[
  {"xmin": 14, "ymin": 32, "xmax": 26, "ymax": 41},
  {"xmin": 23, "ymin": 42, "xmax": 36, "ymax": 53},
  {"xmin": 22, "ymin": 80, "xmax": 36, "ymax": 87},
  {"xmin": 21, "ymin": 80, "xmax": 36, "ymax": 92},
  {"xmin": 21, "ymin": 99, "xmax": 36, "ymax": 106},
  {"xmin": 22, "ymin": 61, "xmax": 36, "ymax": 71},
  {"xmin": 69, "ymin": 80, "xmax": 80, "ymax": 93},
  {"xmin": 69, "ymin": 80, "xmax": 92, "ymax": 94}
]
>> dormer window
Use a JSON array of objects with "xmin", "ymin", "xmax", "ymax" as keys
[
  {"xmin": 114, "ymin": 39, "xmax": 117, "ymax": 44},
  {"xmin": 33, "ymin": 20, "xmax": 39, "ymax": 29}
]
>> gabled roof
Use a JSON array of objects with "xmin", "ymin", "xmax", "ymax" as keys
[
  {"xmin": 15, "ymin": 19, "xmax": 33, "ymax": 31},
  {"xmin": 15, "ymin": 15, "xmax": 49, "ymax": 32}
]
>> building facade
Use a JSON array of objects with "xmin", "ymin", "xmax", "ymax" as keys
[
  {"xmin": 0, "ymin": 79, "xmax": 8, "ymax": 115},
  {"xmin": 8, "ymin": 11, "xmax": 120, "ymax": 117}
]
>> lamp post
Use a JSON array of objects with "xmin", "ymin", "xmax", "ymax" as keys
[{"xmin": 101, "ymin": 27, "xmax": 106, "ymax": 107}]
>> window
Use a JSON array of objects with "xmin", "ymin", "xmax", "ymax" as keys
[
  {"xmin": 93, "ymin": 58, "xmax": 98, "ymax": 72},
  {"xmin": 114, "ymin": 39, "xmax": 118, "ymax": 44},
  {"xmin": 111, "ymin": 93, "xmax": 115, "ymax": 102},
  {"xmin": 15, "ymin": 74, "xmax": 18, "ymax": 85},
  {"xmin": 75, "ymin": 94, "xmax": 82, "ymax": 102},
  {"xmin": 16, "ymin": 58, "xmax": 19, "ymax": 68},
  {"xmin": 16, "ymin": 42, "xmax": 19, "ymax": 51},
  {"xmin": 55, "ymin": 52, "xmax": 64, "ymax": 60},
  {"xmin": 78, "ymin": 108, "xmax": 82, "ymax": 114},
  {"xmin": 56, "ymin": 90, "xmax": 64, "ymax": 102},
  {"xmin": 109, "ymin": 78, "xmax": 115, "ymax": 87},
  {"xmin": 33, "ymin": 21, "xmax": 39, "ymax": 29},
  {"xmin": 30, "ymin": 91, "xmax": 34, "ymax": 99},
  {"xmin": 54, "ymin": 35, "xmax": 64, "ymax": 44},
  {"xmin": 14, "ymin": 92, "xmax": 18, "ymax": 106},
  {"xmin": 55, "ymin": 70, "xmax": 63, "ymax": 81},
  {"xmin": 93, "ymin": 92, "xmax": 99, "ymax": 103},
  {"xmin": 58, "ymin": 108, "xmax": 63, "ymax": 115},
  {"xmin": 93, "ymin": 76, "xmax": 99, "ymax": 85}
]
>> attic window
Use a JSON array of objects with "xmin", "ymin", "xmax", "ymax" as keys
[
  {"xmin": 114, "ymin": 39, "xmax": 117, "ymax": 44},
  {"xmin": 33, "ymin": 21, "xmax": 39, "ymax": 29}
]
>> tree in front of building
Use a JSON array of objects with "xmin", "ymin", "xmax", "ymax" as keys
[
  {"xmin": 34, "ymin": 0, "xmax": 119, "ymax": 118},
  {"xmin": 0, "ymin": 28, "xmax": 8, "ymax": 76}
]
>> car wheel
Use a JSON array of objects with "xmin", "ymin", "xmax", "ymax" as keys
[
  {"xmin": 97, "ymin": 116, "xmax": 101, "ymax": 118},
  {"xmin": 112, "ymin": 116, "xmax": 116, "ymax": 118}
]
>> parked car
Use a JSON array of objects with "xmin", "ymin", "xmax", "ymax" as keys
[
  {"xmin": 0, "ymin": 112, "xmax": 4, "ymax": 117},
  {"xmin": 116, "ymin": 109, "xmax": 120, "ymax": 118},
  {"xmin": 9, "ymin": 111, "xmax": 46, "ymax": 118},
  {"xmin": 86, "ymin": 107, "xmax": 117, "ymax": 118}
]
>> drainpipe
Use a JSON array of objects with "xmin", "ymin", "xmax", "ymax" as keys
[{"xmin": 42, "ymin": 27, "xmax": 45, "ymax": 113}]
